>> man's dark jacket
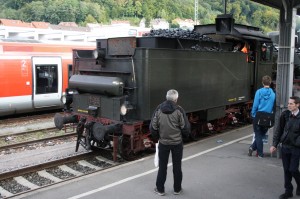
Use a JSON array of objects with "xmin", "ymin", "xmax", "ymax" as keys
[
  {"xmin": 273, "ymin": 110, "xmax": 300, "ymax": 148},
  {"xmin": 149, "ymin": 100, "xmax": 190, "ymax": 145}
]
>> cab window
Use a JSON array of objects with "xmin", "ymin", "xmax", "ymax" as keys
[
  {"xmin": 35, "ymin": 64, "xmax": 58, "ymax": 94},
  {"xmin": 260, "ymin": 43, "xmax": 272, "ymax": 61}
]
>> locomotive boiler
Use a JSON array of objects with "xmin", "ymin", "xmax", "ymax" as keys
[{"xmin": 54, "ymin": 15, "xmax": 275, "ymax": 160}]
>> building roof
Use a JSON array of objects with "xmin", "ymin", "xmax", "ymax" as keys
[
  {"xmin": 49, "ymin": 24, "xmax": 90, "ymax": 32},
  {"xmin": 0, "ymin": 19, "xmax": 32, "ymax": 28},
  {"xmin": 111, "ymin": 20, "xmax": 130, "ymax": 25},
  {"xmin": 58, "ymin": 22, "xmax": 78, "ymax": 27},
  {"xmin": 32, "ymin": 21, "xmax": 50, "ymax": 29}
]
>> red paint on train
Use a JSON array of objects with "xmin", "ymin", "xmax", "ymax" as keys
[{"xmin": 0, "ymin": 40, "xmax": 95, "ymax": 116}]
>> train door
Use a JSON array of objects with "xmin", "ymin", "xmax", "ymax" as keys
[
  {"xmin": 32, "ymin": 57, "xmax": 62, "ymax": 108},
  {"xmin": 254, "ymin": 42, "xmax": 275, "ymax": 91}
]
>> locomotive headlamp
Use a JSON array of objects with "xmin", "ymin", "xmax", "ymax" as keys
[
  {"xmin": 93, "ymin": 50, "xmax": 98, "ymax": 59},
  {"xmin": 93, "ymin": 49, "xmax": 106, "ymax": 59},
  {"xmin": 61, "ymin": 89, "xmax": 74, "ymax": 104},
  {"xmin": 61, "ymin": 88, "xmax": 75, "ymax": 112},
  {"xmin": 61, "ymin": 95, "xmax": 67, "ymax": 104},
  {"xmin": 120, "ymin": 104, "xmax": 127, "ymax": 116},
  {"xmin": 120, "ymin": 101, "xmax": 133, "ymax": 116},
  {"xmin": 93, "ymin": 49, "xmax": 106, "ymax": 66}
]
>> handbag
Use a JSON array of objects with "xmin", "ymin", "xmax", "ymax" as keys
[
  {"xmin": 154, "ymin": 142, "xmax": 159, "ymax": 167},
  {"xmin": 255, "ymin": 111, "xmax": 275, "ymax": 128}
]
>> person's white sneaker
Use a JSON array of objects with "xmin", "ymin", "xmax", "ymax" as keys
[
  {"xmin": 154, "ymin": 188, "xmax": 165, "ymax": 196},
  {"xmin": 174, "ymin": 189, "xmax": 182, "ymax": 195}
]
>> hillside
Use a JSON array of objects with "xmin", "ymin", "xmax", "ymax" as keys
[{"xmin": 0, "ymin": 0, "xmax": 284, "ymax": 33}]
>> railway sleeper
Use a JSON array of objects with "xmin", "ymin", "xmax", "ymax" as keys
[{"xmin": 0, "ymin": 155, "xmax": 114, "ymax": 198}]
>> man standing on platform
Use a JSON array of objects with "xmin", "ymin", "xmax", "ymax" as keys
[
  {"xmin": 150, "ymin": 89, "xmax": 190, "ymax": 196},
  {"xmin": 270, "ymin": 96, "xmax": 300, "ymax": 199},
  {"xmin": 249, "ymin": 75, "xmax": 275, "ymax": 158}
]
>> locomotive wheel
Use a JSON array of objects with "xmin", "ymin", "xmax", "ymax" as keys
[
  {"xmin": 213, "ymin": 117, "xmax": 228, "ymax": 132},
  {"xmin": 118, "ymin": 135, "xmax": 137, "ymax": 161},
  {"xmin": 190, "ymin": 126, "xmax": 201, "ymax": 141}
]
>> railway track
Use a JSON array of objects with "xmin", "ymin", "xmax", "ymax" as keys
[
  {"xmin": 0, "ymin": 151, "xmax": 123, "ymax": 198},
  {"xmin": 0, "ymin": 112, "xmax": 59, "ymax": 136},
  {"xmin": 0, "ymin": 122, "xmax": 126, "ymax": 198},
  {"xmin": 0, "ymin": 122, "xmax": 250, "ymax": 198},
  {"xmin": 0, "ymin": 127, "xmax": 76, "ymax": 152},
  {"xmin": 0, "ymin": 112, "xmax": 59, "ymax": 126}
]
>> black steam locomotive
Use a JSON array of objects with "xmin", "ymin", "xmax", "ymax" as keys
[{"xmin": 54, "ymin": 15, "xmax": 275, "ymax": 160}]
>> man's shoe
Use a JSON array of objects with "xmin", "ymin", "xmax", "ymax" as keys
[
  {"xmin": 174, "ymin": 189, "xmax": 182, "ymax": 195},
  {"xmin": 279, "ymin": 192, "xmax": 293, "ymax": 199},
  {"xmin": 248, "ymin": 147, "xmax": 253, "ymax": 156},
  {"xmin": 154, "ymin": 188, "xmax": 165, "ymax": 196},
  {"xmin": 296, "ymin": 187, "xmax": 300, "ymax": 196}
]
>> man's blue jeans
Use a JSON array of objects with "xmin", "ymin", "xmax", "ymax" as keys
[
  {"xmin": 156, "ymin": 142, "xmax": 183, "ymax": 193},
  {"xmin": 251, "ymin": 123, "xmax": 268, "ymax": 157}
]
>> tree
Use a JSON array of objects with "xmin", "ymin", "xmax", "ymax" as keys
[
  {"xmin": 198, "ymin": 3, "xmax": 214, "ymax": 24},
  {"xmin": 0, "ymin": 0, "xmax": 280, "ymax": 32},
  {"xmin": 251, "ymin": 7, "xmax": 279, "ymax": 33},
  {"xmin": 228, "ymin": 1, "xmax": 246, "ymax": 24},
  {"xmin": 76, "ymin": 1, "xmax": 89, "ymax": 24},
  {"xmin": 20, "ymin": 1, "xmax": 46, "ymax": 22},
  {"xmin": 2, "ymin": 0, "xmax": 33, "ymax": 10},
  {"xmin": 135, "ymin": 1, "xmax": 142, "ymax": 18},
  {"xmin": 85, "ymin": 2, "xmax": 107, "ymax": 23},
  {"xmin": 43, "ymin": 0, "xmax": 79, "ymax": 24},
  {"xmin": 0, "ymin": 8, "xmax": 18, "ymax": 19},
  {"xmin": 85, "ymin": 14, "xmax": 97, "ymax": 24},
  {"xmin": 124, "ymin": 0, "xmax": 135, "ymax": 17},
  {"xmin": 95, "ymin": 0, "xmax": 122, "ymax": 19},
  {"xmin": 157, "ymin": 9, "xmax": 168, "ymax": 19}
]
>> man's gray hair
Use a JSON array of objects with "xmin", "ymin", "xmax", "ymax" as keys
[{"xmin": 166, "ymin": 89, "xmax": 179, "ymax": 102}]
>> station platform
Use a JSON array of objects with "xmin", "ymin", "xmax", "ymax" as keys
[{"xmin": 17, "ymin": 125, "xmax": 298, "ymax": 199}]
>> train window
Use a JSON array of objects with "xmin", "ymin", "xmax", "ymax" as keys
[
  {"xmin": 260, "ymin": 43, "xmax": 272, "ymax": 61},
  {"xmin": 35, "ymin": 64, "xmax": 58, "ymax": 94}
]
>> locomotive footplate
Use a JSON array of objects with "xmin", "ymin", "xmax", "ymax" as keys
[
  {"xmin": 73, "ymin": 115, "xmax": 149, "ymax": 161},
  {"xmin": 118, "ymin": 121, "xmax": 150, "ymax": 160}
]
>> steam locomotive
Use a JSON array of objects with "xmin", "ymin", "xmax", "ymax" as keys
[{"xmin": 54, "ymin": 15, "xmax": 275, "ymax": 160}]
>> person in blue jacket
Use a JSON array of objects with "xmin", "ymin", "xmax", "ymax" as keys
[{"xmin": 248, "ymin": 75, "xmax": 275, "ymax": 158}]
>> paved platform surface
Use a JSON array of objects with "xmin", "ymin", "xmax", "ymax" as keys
[{"xmin": 16, "ymin": 126, "xmax": 300, "ymax": 199}]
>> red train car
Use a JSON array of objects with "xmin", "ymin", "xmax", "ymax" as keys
[{"xmin": 0, "ymin": 39, "xmax": 95, "ymax": 116}]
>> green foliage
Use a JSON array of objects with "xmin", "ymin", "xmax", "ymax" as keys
[
  {"xmin": 20, "ymin": 1, "xmax": 45, "ymax": 22},
  {"xmin": 170, "ymin": 20, "xmax": 180, "ymax": 29},
  {"xmin": 0, "ymin": 7, "xmax": 19, "ymax": 19},
  {"xmin": 85, "ymin": 14, "xmax": 97, "ymax": 24},
  {"xmin": 2, "ymin": 0, "xmax": 34, "ymax": 10},
  {"xmin": 0, "ymin": 0, "xmax": 280, "ymax": 33}
]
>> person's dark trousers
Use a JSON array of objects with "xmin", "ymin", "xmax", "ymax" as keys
[
  {"xmin": 251, "ymin": 124, "xmax": 268, "ymax": 157},
  {"xmin": 156, "ymin": 142, "xmax": 183, "ymax": 193},
  {"xmin": 281, "ymin": 146, "xmax": 300, "ymax": 194}
]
